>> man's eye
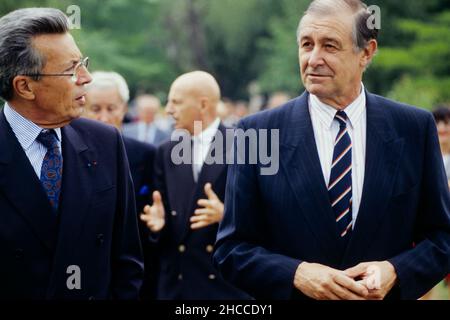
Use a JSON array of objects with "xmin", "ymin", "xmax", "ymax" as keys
[{"xmin": 302, "ymin": 42, "xmax": 312, "ymax": 48}]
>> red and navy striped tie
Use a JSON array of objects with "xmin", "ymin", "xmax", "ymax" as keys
[
  {"xmin": 328, "ymin": 111, "xmax": 353, "ymax": 241},
  {"xmin": 37, "ymin": 129, "xmax": 63, "ymax": 213}
]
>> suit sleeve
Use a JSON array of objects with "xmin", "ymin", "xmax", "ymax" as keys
[
  {"xmin": 213, "ymin": 121, "xmax": 301, "ymax": 299},
  {"xmin": 388, "ymin": 113, "xmax": 450, "ymax": 299},
  {"xmin": 111, "ymin": 129, "xmax": 144, "ymax": 299}
]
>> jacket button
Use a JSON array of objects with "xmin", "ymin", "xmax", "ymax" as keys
[
  {"xmin": 171, "ymin": 210, "xmax": 177, "ymax": 216},
  {"xmin": 178, "ymin": 274, "xmax": 183, "ymax": 281},
  {"xmin": 96, "ymin": 234, "xmax": 104, "ymax": 245},
  {"xmin": 14, "ymin": 249, "xmax": 24, "ymax": 260},
  {"xmin": 88, "ymin": 296, "xmax": 95, "ymax": 300},
  {"xmin": 178, "ymin": 244, "xmax": 186, "ymax": 253},
  {"xmin": 208, "ymin": 274, "xmax": 216, "ymax": 280},
  {"xmin": 206, "ymin": 245, "xmax": 213, "ymax": 253}
]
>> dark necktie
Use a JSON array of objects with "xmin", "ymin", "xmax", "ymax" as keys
[
  {"xmin": 37, "ymin": 129, "xmax": 63, "ymax": 212},
  {"xmin": 328, "ymin": 111, "xmax": 353, "ymax": 241}
]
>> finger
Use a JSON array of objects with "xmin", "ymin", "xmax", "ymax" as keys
[
  {"xmin": 142, "ymin": 205, "xmax": 151, "ymax": 215},
  {"xmin": 140, "ymin": 213, "xmax": 150, "ymax": 222},
  {"xmin": 344, "ymin": 263, "xmax": 369, "ymax": 279},
  {"xmin": 328, "ymin": 280, "xmax": 366, "ymax": 300},
  {"xmin": 334, "ymin": 273, "xmax": 369, "ymax": 297},
  {"xmin": 197, "ymin": 199, "xmax": 211, "ymax": 208},
  {"xmin": 152, "ymin": 190, "xmax": 162, "ymax": 205},
  {"xmin": 204, "ymin": 183, "xmax": 219, "ymax": 200},
  {"xmin": 190, "ymin": 214, "xmax": 210, "ymax": 223},
  {"xmin": 194, "ymin": 208, "xmax": 214, "ymax": 215},
  {"xmin": 191, "ymin": 221, "xmax": 211, "ymax": 229}
]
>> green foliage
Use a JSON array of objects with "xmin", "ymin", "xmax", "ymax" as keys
[{"xmin": 1, "ymin": 0, "xmax": 449, "ymax": 103}]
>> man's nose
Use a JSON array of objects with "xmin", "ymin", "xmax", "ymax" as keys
[
  {"xmin": 308, "ymin": 47, "xmax": 325, "ymax": 69},
  {"xmin": 98, "ymin": 110, "xmax": 110, "ymax": 123},
  {"xmin": 77, "ymin": 68, "xmax": 92, "ymax": 85}
]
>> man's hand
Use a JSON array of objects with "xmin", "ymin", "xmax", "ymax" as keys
[
  {"xmin": 190, "ymin": 183, "xmax": 224, "ymax": 230},
  {"xmin": 140, "ymin": 191, "xmax": 165, "ymax": 232},
  {"xmin": 294, "ymin": 262, "xmax": 370, "ymax": 300},
  {"xmin": 344, "ymin": 261, "xmax": 397, "ymax": 300}
]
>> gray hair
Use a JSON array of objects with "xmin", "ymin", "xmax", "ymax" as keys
[
  {"xmin": 297, "ymin": 0, "xmax": 379, "ymax": 52},
  {"xmin": 0, "ymin": 8, "xmax": 69, "ymax": 101},
  {"xmin": 87, "ymin": 71, "xmax": 130, "ymax": 103}
]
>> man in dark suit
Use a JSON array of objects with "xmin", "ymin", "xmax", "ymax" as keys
[
  {"xmin": 84, "ymin": 71, "xmax": 157, "ymax": 299},
  {"xmin": 140, "ymin": 71, "xmax": 249, "ymax": 299},
  {"xmin": 0, "ymin": 8, "xmax": 143, "ymax": 299},
  {"xmin": 213, "ymin": 0, "xmax": 450, "ymax": 300}
]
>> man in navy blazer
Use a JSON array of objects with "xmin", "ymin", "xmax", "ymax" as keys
[
  {"xmin": 140, "ymin": 71, "xmax": 250, "ymax": 299},
  {"xmin": 214, "ymin": 0, "xmax": 450, "ymax": 300},
  {"xmin": 0, "ymin": 8, "xmax": 143, "ymax": 299}
]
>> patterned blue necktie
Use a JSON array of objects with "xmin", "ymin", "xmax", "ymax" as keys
[
  {"xmin": 328, "ymin": 111, "xmax": 353, "ymax": 241},
  {"xmin": 37, "ymin": 129, "xmax": 63, "ymax": 212}
]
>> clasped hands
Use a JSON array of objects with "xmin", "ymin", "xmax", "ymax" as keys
[{"xmin": 294, "ymin": 261, "xmax": 397, "ymax": 300}]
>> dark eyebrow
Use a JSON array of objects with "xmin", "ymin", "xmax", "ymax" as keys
[{"xmin": 322, "ymin": 38, "xmax": 341, "ymax": 46}]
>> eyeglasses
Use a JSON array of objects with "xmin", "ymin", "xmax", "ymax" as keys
[{"xmin": 23, "ymin": 57, "xmax": 89, "ymax": 83}]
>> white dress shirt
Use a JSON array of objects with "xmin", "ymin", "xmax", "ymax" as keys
[
  {"xmin": 3, "ymin": 103, "xmax": 62, "ymax": 178},
  {"xmin": 192, "ymin": 118, "xmax": 221, "ymax": 182},
  {"xmin": 308, "ymin": 85, "xmax": 367, "ymax": 224}
]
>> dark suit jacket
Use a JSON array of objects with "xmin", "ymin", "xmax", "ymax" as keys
[
  {"xmin": 152, "ymin": 124, "xmax": 250, "ymax": 299},
  {"xmin": 213, "ymin": 91, "xmax": 450, "ymax": 300},
  {"xmin": 122, "ymin": 136, "xmax": 158, "ymax": 300},
  {"xmin": 0, "ymin": 111, "xmax": 144, "ymax": 299}
]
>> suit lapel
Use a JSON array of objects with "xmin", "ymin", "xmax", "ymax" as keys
[
  {"xmin": 56, "ymin": 124, "xmax": 93, "ymax": 245},
  {"xmin": 181, "ymin": 124, "xmax": 229, "ymax": 240},
  {"xmin": 0, "ymin": 111, "xmax": 58, "ymax": 252},
  {"xmin": 342, "ymin": 92, "xmax": 404, "ymax": 267},
  {"xmin": 280, "ymin": 93, "xmax": 343, "ymax": 264}
]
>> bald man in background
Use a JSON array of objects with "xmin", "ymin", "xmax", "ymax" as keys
[
  {"xmin": 140, "ymin": 71, "xmax": 250, "ymax": 299},
  {"xmin": 123, "ymin": 94, "xmax": 170, "ymax": 146}
]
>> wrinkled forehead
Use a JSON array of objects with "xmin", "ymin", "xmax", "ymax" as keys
[
  {"xmin": 299, "ymin": 12, "xmax": 354, "ymax": 43},
  {"xmin": 32, "ymin": 32, "xmax": 82, "ymax": 66}
]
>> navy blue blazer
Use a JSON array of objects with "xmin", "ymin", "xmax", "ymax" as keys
[
  {"xmin": 213, "ymin": 91, "xmax": 450, "ymax": 300},
  {"xmin": 0, "ymin": 111, "xmax": 144, "ymax": 299},
  {"xmin": 152, "ymin": 124, "xmax": 250, "ymax": 299}
]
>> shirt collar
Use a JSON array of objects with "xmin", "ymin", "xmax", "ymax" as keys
[
  {"xmin": 310, "ymin": 83, "xmax": 366, "ymax": 129},
  {"xmin": 193, "ymin": 117, "xmax": 220, "ymax": 144},
  {"xmin": 4, "ymin": 102, "xmax": 62, "ymax": 150}
]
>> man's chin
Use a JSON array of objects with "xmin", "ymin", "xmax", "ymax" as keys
[{"xmin": 305, "ymin": 84, "xmax": 331, "ymax": 97}]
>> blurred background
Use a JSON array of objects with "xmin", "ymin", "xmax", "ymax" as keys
[
  {"xmin": 1, "ymin": 0, "xmax": 449, "ymax": 299},
  {"xmin": 1, "ymin": 0, "xmax": 449, "ymax": 111}
]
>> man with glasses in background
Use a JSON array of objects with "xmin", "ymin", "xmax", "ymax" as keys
[{"xmin": 0, "ymin": 8, "xmax": 143, "ymax": 299}]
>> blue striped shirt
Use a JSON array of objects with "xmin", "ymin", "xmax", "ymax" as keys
[{"xmin": 3, "ymin": 103, "xmax": 62, "ymax": 178}]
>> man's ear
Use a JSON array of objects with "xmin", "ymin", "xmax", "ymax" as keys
[
  {"xmin": 360, "ymin": 39, "xmax": 378, "ymax": 69},
  {"xmin": 12, "ymin": 76, "xmax": 36, "ymax": 100}
]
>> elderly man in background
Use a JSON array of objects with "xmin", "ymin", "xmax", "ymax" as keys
[{"xmin": 84, "ymin": 71, "xmax": 157, "ymax": 299}]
